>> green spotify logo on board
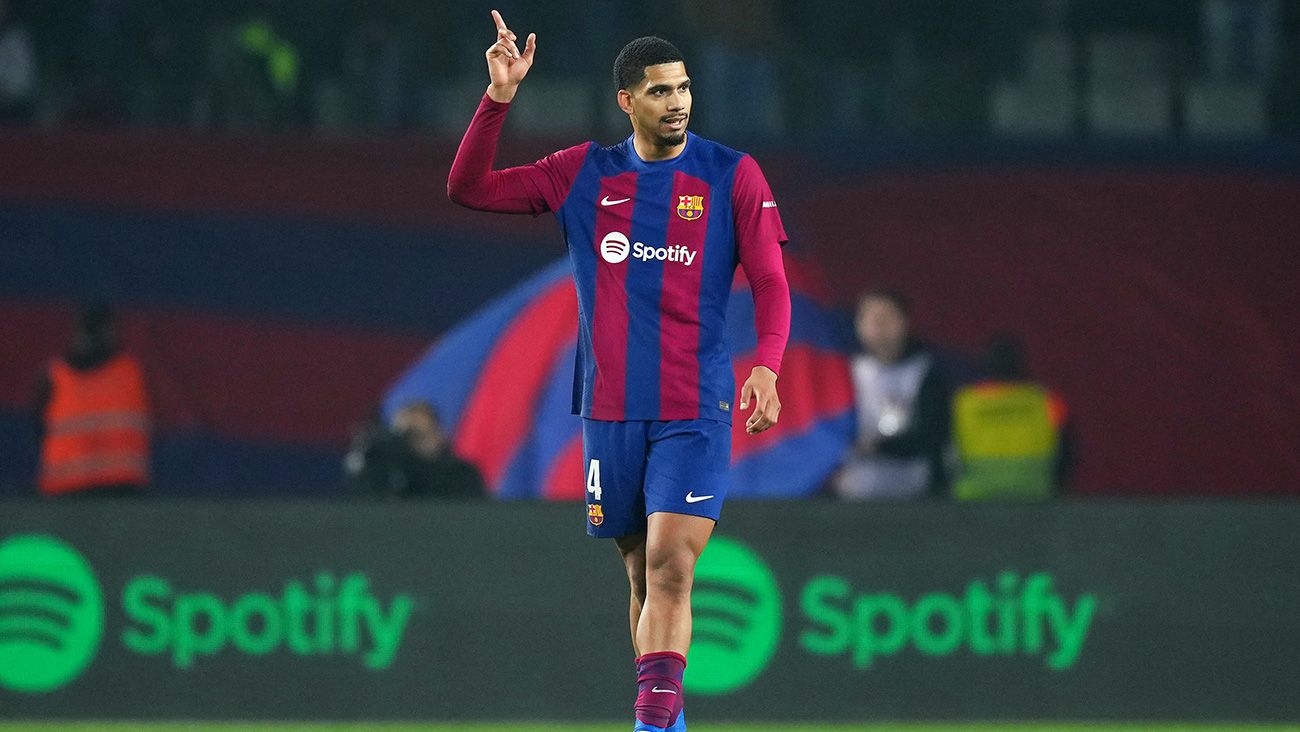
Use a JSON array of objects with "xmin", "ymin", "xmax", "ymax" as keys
[
  {"xmin": 0, "ymin": 535, "xmax": 105, "ymax": 693},
  {"xmin": 686, "ymin": 536, "xmax": 782, "ymax": 695},
  {"xmin": 0, "ymin": 532, "xmax": 415, "ymax": 696}
]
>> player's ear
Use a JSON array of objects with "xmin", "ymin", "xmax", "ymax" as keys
[{"xmin": 617, "ymin": 89, "xmax": 633, "ymax": 116}]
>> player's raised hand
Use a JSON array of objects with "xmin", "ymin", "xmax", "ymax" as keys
[
  {"xmin": 485, "ymin": 9, "xmax": 536, "ymax": 102},
  {"xmin": 739, "ymin": 366, "xmax": 781, "ymax": 435}
]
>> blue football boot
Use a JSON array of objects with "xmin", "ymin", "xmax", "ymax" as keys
[{"xmin": 633, "ymin": 710, "xmax": 685, "ymax": 732}]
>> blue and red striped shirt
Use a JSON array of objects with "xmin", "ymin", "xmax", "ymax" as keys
[{"xmin": 449, "ymin": 94, "xmax": 790, "ymax": 423}]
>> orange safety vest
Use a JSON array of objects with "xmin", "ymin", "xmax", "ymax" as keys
[{"xmin": 39, "ymin": 354, "xmax": 151, "ymax": 495}]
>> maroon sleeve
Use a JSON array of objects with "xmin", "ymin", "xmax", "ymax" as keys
[
  {"xmin": 447, "ymin": 93, "xmax": 589, "ymax": 216},
  {"xmin": 733, "ymin": 154, "xmax": 791, "ymax": 375}
]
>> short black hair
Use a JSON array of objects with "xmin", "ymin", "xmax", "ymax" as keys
[{"xmin": 613, "ymin": 36, "xmax": 684, "ymax": 91}]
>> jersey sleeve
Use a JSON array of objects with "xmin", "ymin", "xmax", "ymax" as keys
[
  {"xmin": 733, "ymin": 155, "xmax": 791, "ymax": 375},
  {"xmin": 447, "ymin": 93, "xmax": 590, "ymax": 216},
  {"xmin": 733, "ymin": 153, "xmax": 788, "ymax": 248}
]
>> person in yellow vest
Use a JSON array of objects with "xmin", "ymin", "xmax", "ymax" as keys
[
  {"xmin": 34, "ymin": 303, "xmax": 151, "ymax": 497},
  {"xmin": 951, "ymin": 335, "xmax": 1072, "ymax": 501}
]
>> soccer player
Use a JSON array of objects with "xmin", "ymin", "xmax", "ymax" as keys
[{"xmin": 448, "ymin": 11, "xmax": 790, "ymax": 731}]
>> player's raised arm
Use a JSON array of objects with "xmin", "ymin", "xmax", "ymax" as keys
[
  {"xmin": 448, "ymin": 11, "xmax": 587, "ymax": 216},
  {"xmin": 485, "ymin": 9, "xmax": 536, "ymax": 103}
]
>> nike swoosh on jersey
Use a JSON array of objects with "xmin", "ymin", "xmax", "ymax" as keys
[{"xmin": 601, "ymin": 196, "xmax": 631, "ymax": 206}]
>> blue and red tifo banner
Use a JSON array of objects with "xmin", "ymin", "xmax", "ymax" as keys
[{"xmin": 383, "ymin": 255, "xmax": 856, "ymax": 499}]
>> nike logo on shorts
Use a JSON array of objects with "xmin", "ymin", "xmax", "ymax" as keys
[
  {"xmin": 684, "ymin": 492, "xmax": 714, "ymax": 503},
  {"xmin": 651, "ymin": 686, "xmax": 678, "ymax": 694}
]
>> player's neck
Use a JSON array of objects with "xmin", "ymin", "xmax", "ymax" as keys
[{"xmin": 631, "ymin": 130, "xmax": 687, "ymax": 162}]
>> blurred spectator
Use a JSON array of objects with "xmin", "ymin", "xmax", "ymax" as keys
[
  {"xmin": 832, "ymin": 290, "xmax": 950, "ymax": 500},
  {"xmin": 131, "ymin": 13, "xmax": 199, "ymax": 128},
  {"xmin": 1272, "ymin": 4, "xmax": 1300, "ymax": 133},
  {"xmin": 344, "ymin": 401, "xmax": 486, "ymax": 499},
  {"xmin": 680, "ymin": 0, "xmax": 784, "ymax": 137},
  {"xmin": 0, "ymin": 0, "xmax": 36, "ymax": 124},
  {"xmin": 1201, "ymin": 0, "xmax": 1281, "ymax": 80},
  {"xmin": 78, "ymin": 0, "xmax": 131, "ymax": 123},
  {"xmin": 197, "ymin": 7, "xmax": 301, "ymax": 131},
  {"xmin": 33, "ymin": 302, "xmax": 151, "ymax": 498},
  {"xmin": 950, "ymin": 334, "xmax": 1073, "ymax": 501},
  {"xmin": 342, "ymin": 9, "xmax": 408, "ymax": 132}
]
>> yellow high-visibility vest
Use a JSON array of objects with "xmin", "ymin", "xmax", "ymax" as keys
[{"xmin": 952, "ymin": 382, "xmax": 1059, "ymax": 501}]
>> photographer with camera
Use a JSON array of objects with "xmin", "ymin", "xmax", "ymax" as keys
[{"xmin": 344, "ymin": 401, "xmax": 486, "ymax": 499}]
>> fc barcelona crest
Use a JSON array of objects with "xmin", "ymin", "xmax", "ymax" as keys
[{"xmin": 676, "ymin": 195, "xmax": 705, "ymax": 221}]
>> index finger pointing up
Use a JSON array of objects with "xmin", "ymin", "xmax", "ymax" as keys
[{"xmin": 491, "ymin": 9, "xmax": 508, "ymax": 32}]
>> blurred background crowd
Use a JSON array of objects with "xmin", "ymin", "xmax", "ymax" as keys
[
  {"xmin": 1, "ymin": 0, "xmax": 1296, "ymax": 502},
  {"xmin": 3, "ymin": 0, "xmax": 1300, "ymax": 140}
]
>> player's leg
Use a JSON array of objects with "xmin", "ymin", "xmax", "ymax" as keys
[
  {"xmin": 632, "ymin": 419, "xmax": 730, "ymax": 731},
  {"xmin": 637, "ymin": 511, "xmax": 713, "ymax": 654},
  {"xmin": 638, "ymin": 418, "xmax": 729, "ymax": 654},
  {"xmin": 633, "ymin": 512, "xmax": 711, "ymax": 730},
  {"xmin": 615, "ymin": 531, "xmax": 648, "ymax": 657},
  {"xmin": 621, "ymin": 531, "xmax": 689, "ymax": 732},
  {"xmin": 580, "ymin": 418, "xmax": 662, "ymax": 728}
]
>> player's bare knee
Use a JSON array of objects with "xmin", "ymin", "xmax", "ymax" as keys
[
  {"xmin": 646, "ymin": 564, "xmax": 693, "ymax": 600},
  {"xmin": 645, "ymin": 547, "xmax": 696, "ymax": 599}
]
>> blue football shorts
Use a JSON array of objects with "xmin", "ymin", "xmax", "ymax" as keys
[{"xmin": 582, "ymin": 418, "xmax": 731, "ymax": 538}]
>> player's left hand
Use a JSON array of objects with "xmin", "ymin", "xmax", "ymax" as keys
[{"xmin": 739, "ymin": 366, "xmax": 780, "ymax": 435}]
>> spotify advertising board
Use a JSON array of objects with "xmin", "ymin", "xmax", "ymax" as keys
[
  {"xmin": 1, "ymin": 500, "xmax": 1297, "ymax": 721},
  {"xmin": 684, "ymin": 501, "xmax": 1299, "ymax": 722},
  {"xmin": 0, "ymin": 501, "xmax": 635, "ymax": 721}
]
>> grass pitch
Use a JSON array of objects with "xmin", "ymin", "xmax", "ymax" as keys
[{"xmin": 2, "ymin": 724, "xmax": 1297, "ymax": 731}]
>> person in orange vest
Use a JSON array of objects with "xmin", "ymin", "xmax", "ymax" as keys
[
  {"xmin": 34, "ymin": 302, "xmax": 151, "ymax": 497},
  {"xmin": 950, "ymin": 335, "xmax": 1073, "ymax": 500}
]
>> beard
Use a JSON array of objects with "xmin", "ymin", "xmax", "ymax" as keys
[{"xmin": 655, "ymin": 130, "xmax": 687, "ymax": 147}]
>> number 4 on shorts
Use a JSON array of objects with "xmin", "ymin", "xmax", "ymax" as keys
[{"xmin": 586, "ymin": 459, "xmax": 602, "ymax": 501}]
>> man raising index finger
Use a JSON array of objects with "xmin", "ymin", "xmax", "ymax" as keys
[
  {"xmin": 448, "ymin": 15, "xmax": 791, "ymax": 731},
  {"xmin": 483, "ymin": 10, "xmax": 535, "ymax": 102}
]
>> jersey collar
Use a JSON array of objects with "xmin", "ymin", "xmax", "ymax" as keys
[{"xmin": 623, "ymin": 132, "xmax": 694, "ymax": 171}]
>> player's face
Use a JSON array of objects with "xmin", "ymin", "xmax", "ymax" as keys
[{"xmin": 623, "ymin": 61, "xmax": 692, "ymax": 147}]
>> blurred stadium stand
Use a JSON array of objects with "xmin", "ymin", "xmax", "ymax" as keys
[{"xmin": 1, "ymin": 0, "xmax": 1299, "ymax": 139}]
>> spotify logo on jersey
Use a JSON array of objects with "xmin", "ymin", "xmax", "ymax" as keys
[
  {"xmin": 0, "ymin": 535, "xmax": 104, "ymax": 693},
  {"xmin": 600, "ymin": 231, "xmax": 630, "ymax": 264},
  {"xmin": 686, "ymin": 536, "xmax": 782, "ymax": 695},
  {"xmin": 599, "ymin": 231, "xmax": 698, "ymax": 267}
]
